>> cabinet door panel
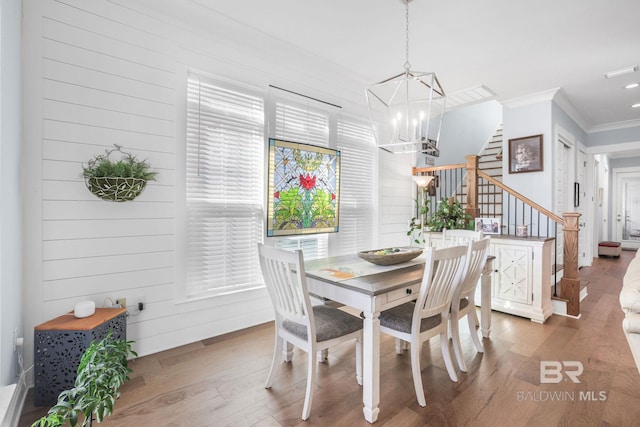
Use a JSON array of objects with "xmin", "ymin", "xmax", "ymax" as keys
[{"xmin": 494, "ymin": 245, "xmax": 532, "ymax": 304}]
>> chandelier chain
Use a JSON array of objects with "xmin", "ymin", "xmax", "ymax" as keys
[{"xmin": 404, "ymin": 0, "xmax": 411, "ymax": 71}]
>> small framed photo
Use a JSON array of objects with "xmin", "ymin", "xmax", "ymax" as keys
[
  {"xmin": 508, "ymin": 134, "xmax": 543, "ymax": 174},
  {"xmin": 475, "ymin": 217, "xmax": 501, "ymax": 235}
]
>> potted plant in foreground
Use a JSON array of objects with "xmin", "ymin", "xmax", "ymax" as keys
[
  {"xmin": 33, "ymin": 332, "xmax": 136, "ymax": 427},
  {"xmin": 82, "ymin": 145, "xmax": 157, "ymax": 202}
]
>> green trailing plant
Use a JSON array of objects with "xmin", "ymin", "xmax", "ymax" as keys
[
  {"xmin": 82, "ymin": 145, "xmax": 157, "ymax": 181},
  {"xmin": 407, "ymin": 193, "xmax": 430, "ymax": 245},
  {"xmin": 33, "ymin": 332, "xmax": 137, "ymax": 427},
  {"xmin": 427, "ymin": 197, "xmax": 473, "ymax": 232}
]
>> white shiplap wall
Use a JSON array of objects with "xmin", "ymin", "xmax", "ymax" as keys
[
  {"xmin": 30, "ymin": 0, "xmax": 185, "ymax": 361},
  {"xmin": 378, "ymin": 150, "xmax": 416, "ymax": 249},
  {"xmin": 24, "ymin": 0, "xmax": 266, "ymax": 367},
  {"xmin": 22, "ymin": 0, "xmax": 385, "ymax": 370}
]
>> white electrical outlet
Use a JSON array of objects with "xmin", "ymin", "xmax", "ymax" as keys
[{"xmin": 116, "ymin": 298, "xmax": 127, "ymax": 309}]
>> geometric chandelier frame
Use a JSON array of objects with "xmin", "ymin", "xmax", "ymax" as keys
[{"xmin": 365, "ymin": 0, "xmax": 446, "ymax": 155}]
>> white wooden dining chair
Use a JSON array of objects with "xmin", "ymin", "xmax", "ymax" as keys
[
  {"xmin": 450, "ymin": 236, "xmax": 491, "ymax": 372},
  {"xmin": 441, "ymin": 228, "xmax": 483, "ymax": 247},
  {"xmin": 378, "ymin": 245, "xmax": 469, "ymax": 407},
  {"xmin": 257, "ymin": 244, "xmax": 363, "ymax": 421}
]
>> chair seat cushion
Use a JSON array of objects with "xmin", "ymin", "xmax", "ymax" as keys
[
  {"xmin": 378, "ymin": 302, "xmax": 442, "ymax": 334},
  {"xmin": 283, "ymin": 305, "xmax": 362, "ymax": 342}
]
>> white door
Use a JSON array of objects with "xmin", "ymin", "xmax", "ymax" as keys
[
  {"xmin": 614, "ymin": 168, "xmax": 640, "ymax": 249},
  {"xmin": 555, "ymin": 136, "xmax": 573, "ymax": 265},
  {"xmin": 576, "ymin": 148, "xmax": 588, "ymax": 267},
  {"xmin": 594, "ymin": 159, "xmax": 604, "ymax": 247}
]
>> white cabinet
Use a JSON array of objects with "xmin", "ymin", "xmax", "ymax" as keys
[
  {"xmin": 493, "ymin": 244, "xmax": 532, "ymax": 304},
  {"xmin": 425, "ymin": 232, "xmax": 554, "ymax": 323},
  {"xmin": 488, "ymin": 237, "xmax": 554, "ymax": 323}
]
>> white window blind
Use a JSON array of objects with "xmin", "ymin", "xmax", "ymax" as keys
[
  {"xmin": 271, "ymin": 95, "xmax": 332, "ymax": 260},
  {"xmin": 186, "ymin": 72, "xmax": 265, "ymax": 298},
  {"xmin": 274, "ymin": 100, "xmax": 330, "ymax": 146},
  {"xmin": 336, "ymin": 119, "xmax": 377, "ymax": 255}
]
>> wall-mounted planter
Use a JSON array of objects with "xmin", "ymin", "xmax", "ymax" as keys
[
  {"xmin": 82, "ymin": 145, "xmax": 157, "ymax": 202},
  {"xmin": 85, "ymin": 176, "xmax": 148, "ymax": 202}
]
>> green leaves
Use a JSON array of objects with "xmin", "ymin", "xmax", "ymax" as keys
[
  {"xmin": 310, "ymin": 189, "xmax": 336, "ymax": 228},
  {"xmin": 32, "ymin": 332, "xmax": 137, "ymax": 427},
  {"xmin": 82, "ymin": 145, "xmax": 157, "ymax": 181},
  {"xmin": 407, "ymin": 195, "xmax": 430, "ymax": 245},
  {"xmin": 427, "ymin": 197, "xmax": 472, "ymax": 232},
  {"xmin": 272, "ymin": 187, "xmax": 337, "ymax": 231}
]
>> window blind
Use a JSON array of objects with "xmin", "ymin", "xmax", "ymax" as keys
[
  {"xmin": 185, "ymin": 72, "xmax": 265, "ymax": 297},
  {"xmin": 272, "ymin": 96, "xmax": 331, "ymax": 260},
  {"xmin": 336, "ymin": 119, "xmax": 377, "ymax": 255}
]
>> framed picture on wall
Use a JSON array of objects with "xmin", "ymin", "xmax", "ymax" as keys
[
  {"xmin": 508, "ymin": 134, "xmax": 543, "ymax": 173},
  {"xmin": 475, "ymin": 217, "xmax": 501, "ymax": 235}
]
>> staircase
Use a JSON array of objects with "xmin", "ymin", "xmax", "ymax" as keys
[
  {"xmin": 478, "ymin": 127, "xmax": 503, "ymax": 182},
  {"xmin": 414, "ymin": 154, "xmax": 581, "ymax": 317},
  {"xmin": 456, "ymin": 126, "xmax": 583, "ymax": 318},
  {"xmin": 480, "ymin": 128, "xmax": 584, "ymax": 318},
  {"xmin": 459, "ymin": 126, "xmax": 504, "ymax": 217}
]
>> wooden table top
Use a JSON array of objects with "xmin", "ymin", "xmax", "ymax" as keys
[{"xmin": 35, "ymin": 307, "xmax": 126, "ymax": 331}]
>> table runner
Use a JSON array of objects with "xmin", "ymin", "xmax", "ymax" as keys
[{"xmin": 306, "ymin": 254, "xmax": 426, "ymax": 282}]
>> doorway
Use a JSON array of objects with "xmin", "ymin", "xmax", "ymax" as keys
[
  {"xmin": 614, "ymin": 167, "xmax": 640, "ymax": 249},
  {"xmin": 576, "ymin": 147, "xmax": 588, "ymax": 266},
  {"xmin": 555, "ymin": 129, "xmax": 575, "ymax": 266}
]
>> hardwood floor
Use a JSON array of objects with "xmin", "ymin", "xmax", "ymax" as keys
[{"xmin": 20, "ymin": 250, "xmax": 639, "ymax": 426}]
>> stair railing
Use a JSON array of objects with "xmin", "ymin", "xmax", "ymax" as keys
[{"xmin": 413, "ymin": 155, "xmax": 581, "ymax": 316}]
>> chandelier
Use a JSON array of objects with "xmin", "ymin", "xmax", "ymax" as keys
[{"xmin": 366, "ymin": 0, "xmax": 446, "ymax": 155}]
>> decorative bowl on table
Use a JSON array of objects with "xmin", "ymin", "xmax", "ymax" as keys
[{"xmin": 357, "ymin": 247, "xmax": 423, "ymax": 266}]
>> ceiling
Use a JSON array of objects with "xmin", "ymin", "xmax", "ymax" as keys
[{"xmin": 189, "ymin": 0, "xmax": 640, "ymax": 133}]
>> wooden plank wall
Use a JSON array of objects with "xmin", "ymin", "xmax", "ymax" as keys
[
  {"xmin": 39, "ymin": 1, "xmax": 176, "ymax": 304},
  {"xmin": 23, "ymin": 0, "xmax": 275, "ymax": 365},
  {"xmin": 21, "ymin": 0, "xmax": 385, "ymax": 373}
]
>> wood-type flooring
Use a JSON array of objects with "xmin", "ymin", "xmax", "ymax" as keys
[{"xmin": 19, "ymin": 250, "xmax": 640, "ymax": 426}]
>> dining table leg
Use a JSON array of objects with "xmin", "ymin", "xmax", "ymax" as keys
[
  {"xmin": 480, "ymin": 257, "xmax": 494, "ymax": 338},
  {"xmin": 362, "ymin": 309, "xmax": 381, "ymax": 423}
]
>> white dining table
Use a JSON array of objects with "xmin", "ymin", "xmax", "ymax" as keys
[{"xmin": 304, "ymin": 253, "xmax": 494, "ymax": 424}]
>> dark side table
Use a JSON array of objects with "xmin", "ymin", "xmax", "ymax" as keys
[{"xmin": 33, "ymin": 307, "xmax": 127, "ymax": 406}]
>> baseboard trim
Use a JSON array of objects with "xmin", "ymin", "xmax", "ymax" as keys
[
  {"xmin": 553, "ymin": 311, "xmax": 582, "ymax": 320},
  {"xmin": 1, "ymin": 377, "xmax": 28, "ymax": 427}
]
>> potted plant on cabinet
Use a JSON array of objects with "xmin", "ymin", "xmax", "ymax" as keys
[
  {"xmin": 82, "ymin": 145, "xmax": 157, "ymax": 202},
  {"xmin": 32, "ymin": 332, "xmax": 136, "ymax": 427},
  {"xmin": 427, "ymin": 197, "xmax": 473, "ymax": 232}
]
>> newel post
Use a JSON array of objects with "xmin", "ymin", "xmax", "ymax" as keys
[
  {"xmin": 561, "ymin": 212, "xmax": 581, "ymax": 316},
  {"xmin": 465, "ymin": 155, "xmax": 480, "ymax": 222}
]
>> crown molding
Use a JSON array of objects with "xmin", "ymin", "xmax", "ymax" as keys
[
  {"xmin": 502, "ymin": 88, "xmax": 560, "ymax": 109},
  {"xmin": 502, "ymin": 88, "xmax": 640, "ymax": 134},
  {"xmin": 585, "ymin": 140, "xmax": 640, "ymax": 155},
  {"xmin": 587, "ymin": 119, "xmax": 640, "ymax": 133},
  {"xmin": 552, "ymin": 90, "xmax": 591, "ymax": 132}
]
